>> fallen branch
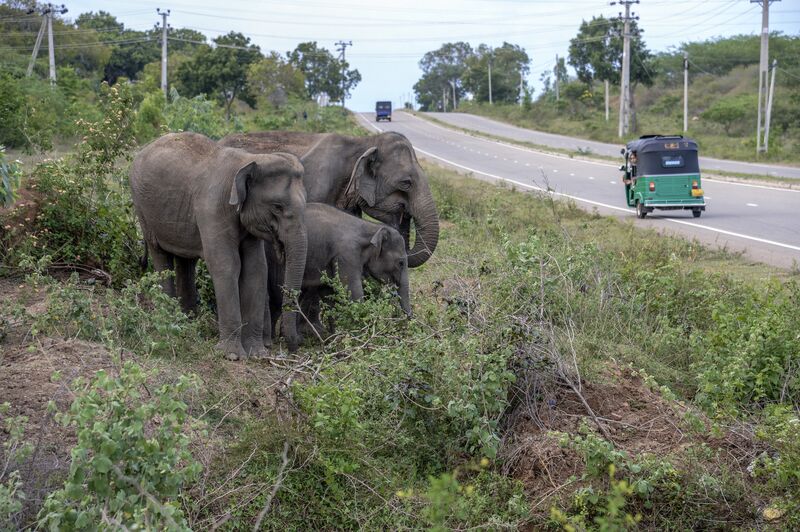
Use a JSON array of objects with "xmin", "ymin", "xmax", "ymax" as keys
[{"xmin": 252, "ymin": 440, "xmax": 291, "ymax": 532}]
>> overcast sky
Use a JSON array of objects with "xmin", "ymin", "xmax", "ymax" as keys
[{"xmin": 65, "ymin": 0, "xmax": 800, "ymax": 111}]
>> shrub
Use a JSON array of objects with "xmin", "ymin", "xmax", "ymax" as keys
[
  {"xmin": 0, "ymin": 147, "xmax": 21, "ymax": 208},
  {"xmin": 1, "ymin": 82, "xmax": 141, "ymax": 283},
  {"xmin": 163, "ymin": 88, "xmax": 230, "ymax": 139},
  {"xmin": 0, "ymin": 403, "xmax": 33, "ymax": 531},
  {"xmin": 38, "ymin": 362, "xmax": 201, "ymax": 530}
]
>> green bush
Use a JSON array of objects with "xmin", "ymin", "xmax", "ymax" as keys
[
  {"xmin": 38, "ymin": 362, "xmax": 201, "ymax": 530},
  {"xmin": 753, "ymin": 406, "xmax": 800, "ymax": 526},
  {"xmin": 0, "ymin": 147, "xmax": 21, "ymax": 208},
  {"xmin": 163, "ymin": 88, "xmax": 230, "ymax": 139},
  {"xmin": 1, "ymin": 82, "xmax": 141, "ymax": 283},
  {"xmin": 693, "ymin": 281, "xmax": 800, "ymax": 410},
  {"xmin": 0, "ymin": 403, "xmax": 33, "ymax": 531}
]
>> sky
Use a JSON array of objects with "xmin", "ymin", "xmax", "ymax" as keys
[{"xmin": 64, "ymin": 0, "xmax": 800, "ymax": 111}]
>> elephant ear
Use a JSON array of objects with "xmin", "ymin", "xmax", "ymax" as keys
[
  {"xmin": 369, "ymin": 226, "xmax": 390, "ymax": 255},
  {"xmin": 339, "ymin": 147, "xmax": 377, "ymax": 210},
  {"xmin": 229, "ymin": 161, "xmax": 257, "ymax": 212}
]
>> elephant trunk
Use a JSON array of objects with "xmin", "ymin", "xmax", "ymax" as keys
[
  {"xmin": 407, "ymin": 176, "xmax": 440, "ymax": 268},
  {"xmin": 281, "ymin": 226, "xmax": 308, "ymax": 352},
  {"xmin": 399, "ymin": 268, "xmax": 412, "ymax": 317}
]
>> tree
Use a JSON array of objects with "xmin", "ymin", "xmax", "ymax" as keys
[
  {"xmin": 176, "ymin": 32, "xmax": 261, "ymax": 119},
  {"xmin": 287, "ymin": 42, "xmax": 360, "ymax": 103},
  {"xmin": 701, "ymin": 95, "xmax": 754, "ymax": 135},
  {"xmin": 76, "ymin": 11, "xmax": 156, "ymax": 82},
  {"xmin": 248, "ymin": 52, "xmax": 306, "ymax": 107},
  {"xmin": 568, "ymin": 16, "xmax": 655, "ymax": 128},
  {"xmin": 463, "ymin": 42, "xmax": 530, "ymax": 104},
  {"xmin": 413, "ymin": 42, "xmax": 472, "ymax": 111},
  {"xmin": 568, "ymin": 16, "xmax": 654, "ymax": 87}
]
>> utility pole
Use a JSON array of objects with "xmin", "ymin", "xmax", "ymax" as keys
[
  {"xmin": 752, "ymin": 0, "xmax": 779, "ymax": 154},
  {"xmin": 519, "ymin": 70, "xmax": 523, "ymax": 107},
  {"xmin": 488, "ymin": 53, "xmax": 493, "ymax": 105},
  {"xmin": 683, "ymin": 52, "xmax": 689, "ymax": 132},
  {"xmin": 554, "ymin": 54, "xmax": 560, "ymax": 102},
  {"xmin": 604, "ymin": 79, "xmax": 609, "ymax": 121},
  {"xmin": 335, "ymin": 40, "xmax": 352, "ymax": 109},
  {"xmin": 157, "ymin": 8, "xmax": 170, "ymax": 98},
  {"xmin": 612, "ymin": 0, "xmax": 638, "ymax": 138},
  {"xmin": 449, "ymin": 80, "xmax": 456, "ymax": 110},
  {"xmin": 764, "ymin": 58, "xmax": 777, "ymax": 152},
  {"xmin": 26, "ymin": 13, "xmax": 47, "ymax": 77}
]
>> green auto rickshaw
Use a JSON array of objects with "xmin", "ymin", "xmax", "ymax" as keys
[{"xmin": 621, "ymin": 135, "xmax": 706, "ymax": 219}]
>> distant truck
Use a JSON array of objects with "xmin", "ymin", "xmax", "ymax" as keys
[{"xmin": 375, "ymin": 101, "xmax": 392, "ymax": 122}]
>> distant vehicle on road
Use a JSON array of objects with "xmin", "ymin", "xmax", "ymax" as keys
[
  {"xmin": 621, "ymin": 135, "xmax": 706, "ymax": 218},
  {"xmin": 375, "ymin": 101, "xmax": 392, "ymax": 122}
]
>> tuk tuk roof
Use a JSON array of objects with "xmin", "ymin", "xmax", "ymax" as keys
[{"xmin": 626, "ymin": 135, "xmax": 698, "ymax": 155}]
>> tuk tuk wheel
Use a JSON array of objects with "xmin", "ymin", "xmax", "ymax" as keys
[
  {"xmin": 692, "ymin": 209, "xmax": 701, "ymax": 218},
  {"xmin": 636, "ymin": 202, "xmax": 647, "ymax": 219}
]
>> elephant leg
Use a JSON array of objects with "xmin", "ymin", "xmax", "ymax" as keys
[
  {"xmin": 148, "ymin": 243, "xmax": 176, "ymax": 298},
  {"xmin": 239, "ymin": 236, "xmax": 268, "ymax": 359},
  {"xmin": 204, "ymin": 245, "xmax": 246, "ymax": 361},
  {"xmin": 175, "ymin": 257, "xmax": 198, "ymax": 314}
]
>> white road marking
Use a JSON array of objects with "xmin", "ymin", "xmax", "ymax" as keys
[
  {"xmin": 570, "ymin": 173, "xmax": 575, "ymax": 176},
  {"xmin": 514, "ymin": 160, "xmax": 519, "ymax": 163},
  {"xmin": 409, "ymin": 145, "xmax": 800, "ymax": 254},
  {"xmin": 552, "ymin": 169, "xmax": 558, "ymax": 173},
  {"xmin": 525, "ymin": 163, "xmax": 530, "ymax": 166},
  {"xmin": 610, "ymin": 180, "xmax": 617, "ymax": 184},
  {"xmin": 588, "ymin": 176, "xmax": 595, "ymax": 180},
  {"xmin": 746, "ymin": 203, "xmax": 759, "ymax": 207}
]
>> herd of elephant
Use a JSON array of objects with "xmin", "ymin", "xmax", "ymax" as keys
[{"xmin": 129, "ymin": 130, "xmax": 440, "ymax": 360}]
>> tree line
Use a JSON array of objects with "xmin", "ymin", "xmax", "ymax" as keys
[
  {"xmin": 0, "ymin": 2, "xmax": 362, "ymax": 149},
  {"xmin": 413, "ymin": 15, "xmax": 800, "ymax": 131}
]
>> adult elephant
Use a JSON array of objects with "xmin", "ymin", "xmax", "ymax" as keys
[
  {"xmin": 218, "ymin": 131, "xmax": 439, "ymax": 268},
  {"xmin": 130, "ymin": 132, "xmax": 307, "ymax": 359}
]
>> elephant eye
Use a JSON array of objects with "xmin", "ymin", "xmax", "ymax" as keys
[
  {"xmin": 398, "ymin": 177, "xmax": 412, "ymax": 190},
  {"xmin": 271, "ymin": 203, "xmax": 284, "ymax": 212}
]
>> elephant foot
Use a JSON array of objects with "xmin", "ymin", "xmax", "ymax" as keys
[
  {"xmin": 247, "ymin": 344, "xmax": 270, "ymax": 360},
  {"xmin": 216, "ymin": 339, "xmax": 247, "ymax": 361}
]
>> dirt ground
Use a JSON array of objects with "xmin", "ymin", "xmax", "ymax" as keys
[{"xmin": 500, "ymin": 363, "xmax": 762, "ymax": 524}]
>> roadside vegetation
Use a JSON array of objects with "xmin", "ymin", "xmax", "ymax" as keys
[{"xmin": 415, "ymin": 33, "xmax": 800, "ymax": 164}]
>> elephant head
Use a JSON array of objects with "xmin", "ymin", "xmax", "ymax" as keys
[
  {"xmin": 339, "ymin": 132, "xmax": 439, "ymax": 268},
  {"xmin": 365, "ymin": 225, "xmax": 411, "ymax": 317},
  {"xmin": 229, "ymin": 152, "xmax": 308, "ymax": 350}
]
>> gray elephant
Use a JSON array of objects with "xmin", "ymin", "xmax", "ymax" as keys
[
  {"xmin": 218, "ymin": 131, "xmax": 439, "ymax": 268},
  {"xmin": 271, "ymin": 203, "xmax": 411, "ymax": 339},
  {"xmin": 129, "ymin": 132, "xmax": 308, "ymax": 359}
]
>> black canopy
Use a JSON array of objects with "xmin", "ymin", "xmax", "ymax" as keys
[{"xmin": 625, "ymin": 135, "xmax": 700, "ymax": 175}]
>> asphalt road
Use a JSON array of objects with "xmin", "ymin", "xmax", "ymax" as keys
[
  {"xmin": 425, "ymin": 112, "xmax": 800, "ymax": 180},
  {"xmin": 357, "ymin": 111, "xmax": 800, "ymax": 269}
]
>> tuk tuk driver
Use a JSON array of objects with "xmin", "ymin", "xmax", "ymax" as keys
[{"xmin": 623, "ymin": 151, "xmax": 637, "ymax": 185}]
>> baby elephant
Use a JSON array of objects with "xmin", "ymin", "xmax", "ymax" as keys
[{"xmin": 271, "ymin": 203, "xmax": 411, "ymax": 339}]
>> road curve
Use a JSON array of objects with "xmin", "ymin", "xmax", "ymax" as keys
[
  {"xmin": 425, "ymin": 112, "xmax": 800, "ymax": 180},
  {"xmin": 357, "ymin": 111, "xmax": 800, "ymax": 269}
]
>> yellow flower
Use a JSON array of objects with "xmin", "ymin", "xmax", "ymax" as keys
[{"xmin": 479, "ymin": 457, "xmax": 490, "ymax": 468}]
